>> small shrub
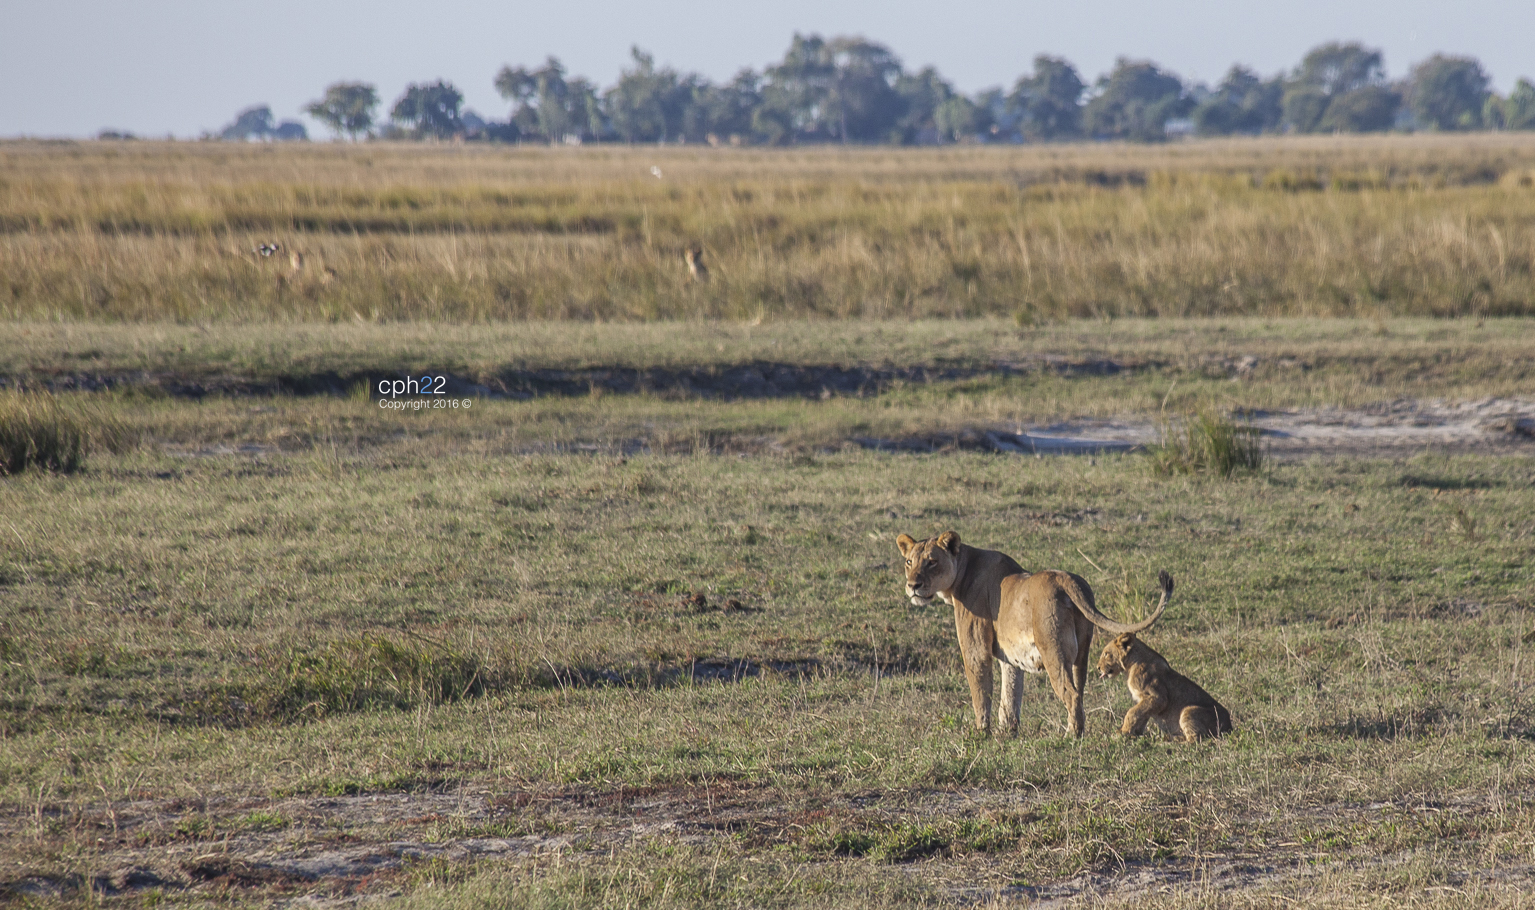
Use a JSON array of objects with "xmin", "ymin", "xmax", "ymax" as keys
[{"xmin": 1150, "ymin": 408, "xmax": 1263, "ymax": 477}]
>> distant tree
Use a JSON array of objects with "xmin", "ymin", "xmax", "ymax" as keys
[
  {"xmin": 760, "ymin": 33, "xmax": 836, "ymax": 140},
  {"xmin": 1009, "ymin": 55, "xmax": 1086, "ymax": 140},
  {"xmin": 1280, "ymin": 87, "xmax": 1331, "ymax": 134},
  {"xmin": 1483, "ymin": 93, "xmax": 1507, "ymax": 129},
  {"xmin": 1192, "ymin": 66, "xmax": 1283, "ymax": 135},
  {"xmin": 1505, "ymin": 78, "xmax": 1535, "ymax": 130},
  {"xmin": 1293, "ymin": 42, "xmax": 1385, "ymax": 96},
  {"xmin": 761, "ymin": 33, "xmax": 906, "ymax": 143},
  {"xmin": 974, "ymin": 88, "xmax": 1009, "ymax": 139},
  {"xmin": 304, "ymin": 82, "xmax": 379, "ymax": 140},
  {"xmin": 391, "ymin": 81, "xmax": 464, "ymax": 139},
  {"xmin": 894, "ymin": 66, "xmax": 956, "ymax": 143},
  {"xmin": 272, "ymin": 120, "xmax": 308, "ymax": 141},
  {"xmin": 1082, "ymin": 58, "xmax": 1191, "ymax": 141},
  {"xmin": 1318, "ymin": 85, "xmax": 1401, "ymax": 132},
  {"xmin": 495, "ymin": 57, "xmax": 602, "ymax": 142},
  {"xmin": 692, "ymin": 69, "xmax": 761, "ymax": 143},
  {"xmin": 604, "ymin": 47, "xmax": 694, "ymax": 143},
  {"xmin": 934, "ymin": 95, "xmax": 986, "ymax": 142},
  {"xmin": 750, "ymin": 104, "xmax": 794, "ymax": 145},
  {"xmin": 1283, "ymin": 42, "xmax": 1388, "ymax": 132},
  {"xmin": 1408, "ymin": 54, "xmax": 1491, "ymax": 130},
  {"xmin": 220, "ymin": 105, "xmax": 275, "ymax": 140},
  {"xmin": 825, "ymin": 37, "xmax": 905, "ymax": 142}
]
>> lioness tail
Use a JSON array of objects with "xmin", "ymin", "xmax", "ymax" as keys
[{"xmin": 1065, "ymin": 569, "xmax": 1173, "ymax": 635}]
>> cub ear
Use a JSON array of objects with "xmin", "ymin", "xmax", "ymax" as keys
[
  {"xmin": 896, "ymin": 533, "xmax": 917, "ymax": 556},
  {"xmin": 936, "ymin": 531, "xmax": 960, "ymax": 553},
  {"xmin": 1117, "ymin": 632, "xmax": 1136, "ymax": 646}
]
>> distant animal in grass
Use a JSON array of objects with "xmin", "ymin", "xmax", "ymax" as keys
[
  {"xmin": 1096, "ymin": 630, "xmax": 1232, "ymax": 741},
  {"xmin": 253, "ymin": 242, "xmax": 281, "ymax": 257},
  {"xmin": 284, "ymin": 248, "xmax": 337, "ymax": 285},
  {"xmin": 683, "ymin": 245, "xmax": 708, "ymax": 282}
]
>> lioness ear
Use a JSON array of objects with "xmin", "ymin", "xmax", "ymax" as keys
[
  {"xmin": 1117, "ymin": 633, "xmax": 1136, "ymax": 646},
  {"xmin": 936, "ymin": 531, "xmax": 960, "ymax": 553},
  {"xmin": 896, "ymin": 533, "xmax": 917, "ymax": 556}
]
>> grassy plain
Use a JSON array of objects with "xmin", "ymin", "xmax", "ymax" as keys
[
  {"xmin": 0, "ymin": 315, "xmax": 1533, "ymax": 905},
  {"xmin": 2, "ymin": 436, "xmax": 1535, "ymax": 906},
  {"xmin": 4, "ymin": 135, "xmax": 1535, "ymax": 905},
  {"xmin": 4, "ymin": 134, "xmax": 1535, "ymax": 321}
]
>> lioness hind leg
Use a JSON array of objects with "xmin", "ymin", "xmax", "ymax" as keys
[
  {"xmin": 1042, "ymin": 654, "xmax": 1085, "ymax": 738},
  {"xmin": 1178, "ymin": 706, "xmax": 1223, "ymax": 742}
]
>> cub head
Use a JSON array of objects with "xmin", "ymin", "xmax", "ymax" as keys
[
  {"xmin": 896, "ymin": 531, "xmax": 961, "ymax": 606},
  {"xmin": 1096, "ymin": 633, "xmax": 1137, "ymax": 679}
]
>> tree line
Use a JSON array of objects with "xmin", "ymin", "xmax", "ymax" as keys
[{"xmin": 212, "ymin": 35, "xmax": 1535, "ymax": 145}]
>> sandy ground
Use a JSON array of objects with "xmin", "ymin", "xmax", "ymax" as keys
[{"xmin": 974, "ymin": 398, "xmax": 1535, "ymax": 460}]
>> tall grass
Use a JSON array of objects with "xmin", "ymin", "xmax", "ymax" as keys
[
  {"xmin": 3, "ymin": 135, "xmax": 1535, "ymax": 321},
  {"xmin": 1150, "ymin": 408, "xmax": 1264, "ymax": 476},
  {"xmin": 0, "ymin": 390, "xmax": 87, "ymax": 474},
  {"xmin": 0, "ymin": 389, "xmax": 135, "ymax": 474}
]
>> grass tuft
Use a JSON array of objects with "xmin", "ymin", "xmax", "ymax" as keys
[
  {"xmin": 1150, "ymin": 408, "xmax": 1264, "ymax": 477},
  {"xmin": 0, "ymin": 390, "xmax": 87, "ymax": 474},
  {"xmin": 186, "ymin": 635, "xmax": 494, "ymax": 724}
]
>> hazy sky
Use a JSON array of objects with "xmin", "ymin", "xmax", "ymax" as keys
[{"xmin": 4, "ymin": 0, "xmax": 1531, "ymax": 138}]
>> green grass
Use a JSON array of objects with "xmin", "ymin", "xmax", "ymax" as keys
[{"xmin": 2, "ymin": 431, "xmax": 1534, "ymax": 904}]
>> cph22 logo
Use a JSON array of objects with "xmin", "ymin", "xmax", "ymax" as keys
[{"xmin": 378, "ymin": 375, "xmax": 448, "ymax": 397}]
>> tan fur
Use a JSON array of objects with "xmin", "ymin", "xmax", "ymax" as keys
[
  {"xmin": 683, "ymin": 245, "xmax": 709, "ymax": 281},
  {"xmin": 1096, "ymin": 633, "xmax": 1232, "ymax": 741},
  {"xmin": 896, "ymin": 531, "xmax": 1171, "ymax": 738}
]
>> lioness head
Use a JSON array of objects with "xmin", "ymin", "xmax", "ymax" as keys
[
  {"xmin": 896, "ymin": 531, "xmax": 961, "ymax": 606},
  {"xmin": 1097, "ymin": 633, "xmax": 1136, "ymax": 679}
]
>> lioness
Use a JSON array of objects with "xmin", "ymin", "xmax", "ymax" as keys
[
  {"xmin": 1096, "ymin": 632, "xmax": 1232, "ymax": 741},
  {"xmin": 896, "ymin": 531, "xmax": 1171, "ymax": 738}
]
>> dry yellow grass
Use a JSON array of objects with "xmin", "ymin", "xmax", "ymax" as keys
[{"xmin": 3, "ymin": 134, "xmax": 1535, "ymax": 321}]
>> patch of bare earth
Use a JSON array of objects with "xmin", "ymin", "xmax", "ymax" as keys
[
  {"xmin": 895, "ymin": 398, "xmax": 1535, "ymax": 460},
  {"xmin": 5, "ymin": 785, "xmax": 1533, "ymax": 905}
]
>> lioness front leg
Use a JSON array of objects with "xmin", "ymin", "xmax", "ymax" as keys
[{"xmin": 964, "ymin": 650, "xmax": 994, "ymax": 735}]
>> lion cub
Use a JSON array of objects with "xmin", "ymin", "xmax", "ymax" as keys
[{"xmin": 1096, "ymin": 633, "xmax": 1231, "ymax": 742}]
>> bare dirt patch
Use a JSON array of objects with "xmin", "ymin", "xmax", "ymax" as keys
[{"xmin": 891, "ymin": 397, "xmax": 1535, "ymax": 460}]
